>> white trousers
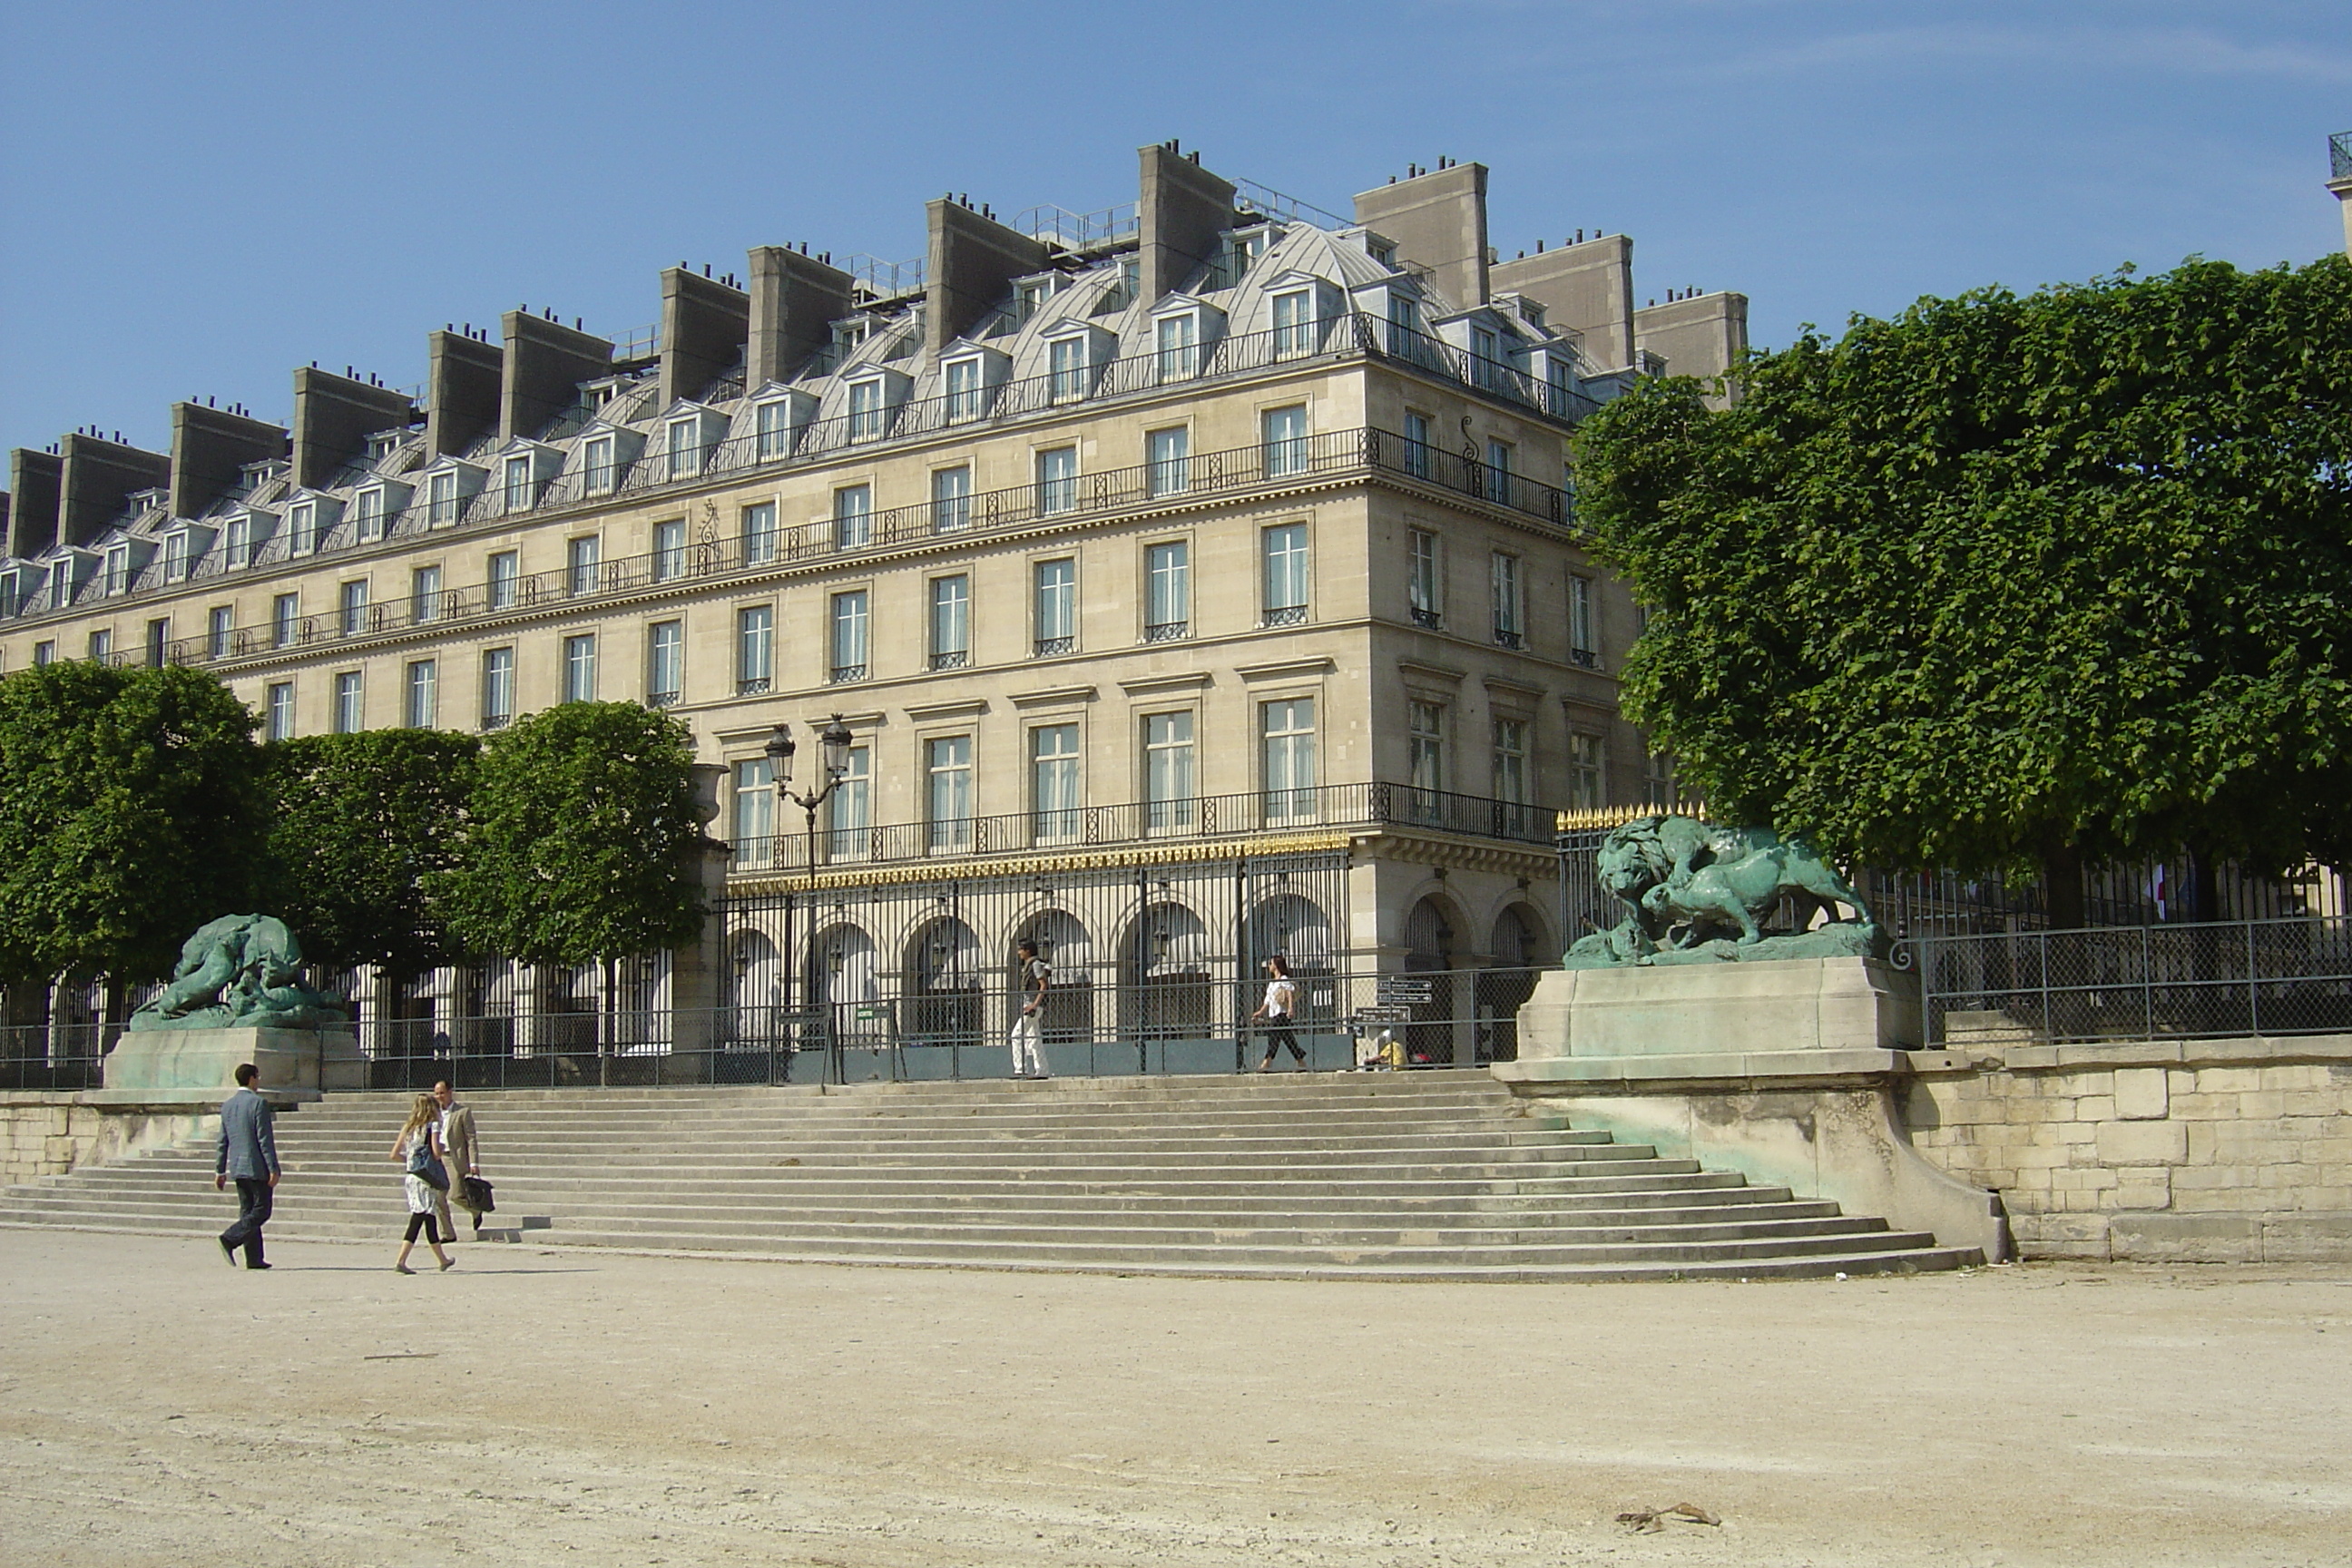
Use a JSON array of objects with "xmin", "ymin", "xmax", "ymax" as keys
[{"xmin": 1009, "ymin": 1010, "xmax": 1049, "ymax": 1077}]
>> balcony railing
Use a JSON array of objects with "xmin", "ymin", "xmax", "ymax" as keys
[
  {"xmin": 730, "ymin": 781, "xmax": 1554, "ymax": 874},
  {"xmin": 2335, "ymin": 131, "xmax": 2352, "ymax": 181}
]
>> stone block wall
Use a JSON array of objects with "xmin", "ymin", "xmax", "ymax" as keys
[
  {"xmin": 1902, "ymin": 1034, "xmax": 2352, "ymax": 1261},
  {"xmin": 1, "ymin": 1096, "xmax": 211, "ymax": 1185}
]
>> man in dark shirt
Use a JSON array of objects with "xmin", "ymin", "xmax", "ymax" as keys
[{"xmin": 214, "ymin": 1062, "xmax": 280, "ymax": 1270}]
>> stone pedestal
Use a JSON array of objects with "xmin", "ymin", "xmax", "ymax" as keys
[
  {"xmin": 99, "ymin": 1026, "xmax": 367, "ymax": 1104},
  {"xmin": 1498, "ymin": 956, "xmax": 2009, "ymax": 1261}
]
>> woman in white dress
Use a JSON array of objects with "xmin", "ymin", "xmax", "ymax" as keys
[{"xmin": 387, "ymin": 1093, "xmax": 456, "ymax": 1274}]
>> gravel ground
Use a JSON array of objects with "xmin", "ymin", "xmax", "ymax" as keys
[{"xmin": 0, "ymin": 1225, "xmax": 2346, "ymax": 1567}]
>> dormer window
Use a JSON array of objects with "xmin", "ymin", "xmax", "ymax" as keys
[
  {"xmin": 289, "ymin": 501, "xmax": 318, "ymax": 555},
  {"xmin": 364, "ymin": 432, "xmax": 400, "ymax": 462},
  {"xmin": 426, "ymin": 470, "xmax": 458, "ymax": 525},
  {"xmin": 104, "ymin": 545, "xmax": 131, "ymax": 596},
  {"xmin": 583, "ymin": 435, "xmax": 617, "ymax": 495},
  {"xmin": 1155, "ymin": 313, "xmax": 1199, "ymax": 381},
  {"xmin": 355, "ymin": 486, "xmax": 388, "ymax": 542},
  {"xmin": 163, "ymin": 531, "xmax": 191, "ymax": 583},
  {"xmin": 847, "ymin": 378, "xmax": 885, "ymax": 441},
  {"xmin": 502, "ymin": 454, "xmax": 534, "ymax": 511},
  {"xmin": 1014, "ymin": 279, "xmax": 1056, "ymax": 324},
  {"xmin": 1471, "ymin": 325, "xmax": 1504, "ymax": 390},
  {"xmin": 1388, "ymin": 291, "xmax": 1420, "ymax": 339},
  {"xmin": 755, "ymin": 398, "xmax": 794, "ymax": 460},
  {"xmin": 667, "ymin": 416, "xmax": 706, "ymax": 479},
  {"xmin": 1271, "ymin": 289, "xmax": 1315, "ymax": 357},
  {"xmin": 225, "ymin": 516, "xmax": 250, "ymax": 568},
  {"xmin": 944, "ymin": 358, "xmax": 985, "ymax": 423},
  {"xmin": 1047, "ymin": 336, "xmax": 1088, "ymax": 401}
]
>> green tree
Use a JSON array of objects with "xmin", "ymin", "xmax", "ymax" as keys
[
  {"xmin": 1573, "ymin": 255, "xmax": 2352, "ymax": 921},
  {"xmin": 434, "ymin": 702, "xmax": 710, "ymax": 1043},
  {"xmin": 263, "ymin": 730, "xmax": 482, "ymax": 982},
  {"xmin": 0, "ymin": 661, "xmax": 270, "ymax": 986}
]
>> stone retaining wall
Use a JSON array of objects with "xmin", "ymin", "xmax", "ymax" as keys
[
  {"xmin": 2, "ymin": 1097, "xmax": 214, "ymax": 1186},
  {"xmin": 1903, "ymin": 1033, "xmax": 2352, "ymax": 1262}
]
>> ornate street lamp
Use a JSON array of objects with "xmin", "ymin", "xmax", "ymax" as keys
[{"xmin": 766, "ymin": 714, "xmax": 856, "ymax": 1076}]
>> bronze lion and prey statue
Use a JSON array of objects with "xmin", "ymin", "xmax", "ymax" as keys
[
  {"xmin": 1563, "ymin": 815, "xmax": 1885, "ymax": 969},
  {"xmin": 126, "ymin": 914, "xmax": 348, "ymax": 1031}
]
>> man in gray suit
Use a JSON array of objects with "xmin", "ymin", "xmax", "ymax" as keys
[{"xmin": 214, "ymin": 1062, "xmax": 279, "ymax": 1270}]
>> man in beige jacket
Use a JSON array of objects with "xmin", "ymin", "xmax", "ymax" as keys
[{"xmin": 430, "ymin": 1081, "xmax": 485, "ymax": 1239}]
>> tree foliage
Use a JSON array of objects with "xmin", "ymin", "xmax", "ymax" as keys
[
  {"xmin": 433, "ymin": 702, "xmax": 710, "ymax": 969},
  {"xmin": 263, "ymin": 729, "xmax": 482, "ymax": 978},
  {"xmin": 0, "ymin": 662, "xmax": 270, "ymax": 983},
  {"xmin": 1574, "ymin": 254, "xmax": 2352, "ymax": 889}
]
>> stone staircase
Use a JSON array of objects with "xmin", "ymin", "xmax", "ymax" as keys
[{"xmin": 0, "ymin": 1074, "xmax": 1982, "ymax": 1281}]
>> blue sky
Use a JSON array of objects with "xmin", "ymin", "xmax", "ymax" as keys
[{"xmin": 2, "ymin": 0, "xmax": 2345, "ymax": 460}]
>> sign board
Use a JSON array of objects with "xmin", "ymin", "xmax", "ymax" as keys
[
  {"xmin": 1375, "ymin": 979, "xmax": 1436, "ymax": 1002},
  {"xmin": 853, "ymin": 1005, "xmax": 888, "ymax": 1022},
  {"xmin": 1352, "ymin": 1006, "xmax": 1415, "ymax": 1024}
]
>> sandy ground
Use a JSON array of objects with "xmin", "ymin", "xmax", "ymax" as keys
[{"xmin": 0, "ymin": 1228, "xmax": 2346, "ymax": 1567}]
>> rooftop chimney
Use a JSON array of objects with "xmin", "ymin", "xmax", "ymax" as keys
[
  {"xmin": 291, "ymin": 368, "xmax": 416, "ymax": 489},
  {"xmin": 7, "ymin": 448, "xmax": 63, "ymax": 557},
  {"xmin": 1632, "ymin": 290, "xmax": 1750, "ymax": 406},
  {"xmin": 1353, "ymin": 161, "xmax": 1490, "ymax": 308},
  {"xmin": 1138, "ymin": 141, "xmax": 1235, "ymax": 304},
  {"xmin": 501, "ymin": 312, "xmax": 613, "ymax": 445},
  {"xmin": 426, "ymin": 330, "xmax": 503, "ymax": 456},
  {"xmin": 925, "ymin": 198, "xmax": 1050, "ymax": 358},
  {"xmin": 658, "ymin": 266, "xmax": 750, "ymax": 406},
  {"xmin": 745, "ymin": 246, "xmax": 855, "ymax": 387},
  {"xmin": 58, "ymin": 433, "xmax": 169, "ymax": 546},
  {"xmin": 169, "ymin": 403, "xmax": 288, "ymax": 520},
  {"xmin": 1491, "ymin": 235, "xmax": 1637, "ymax": 372}
]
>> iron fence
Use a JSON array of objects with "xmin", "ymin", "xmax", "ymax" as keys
[{"xmin": 1913, "ymin": 915, "xmax": 2352, "ymax": 1046}]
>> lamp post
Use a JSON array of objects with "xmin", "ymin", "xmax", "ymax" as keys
[{"xmin": 767, "ymin": 714, "xmax": 855, "ymax": 1077}]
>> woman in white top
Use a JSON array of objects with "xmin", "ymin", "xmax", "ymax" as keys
[
  {"xmin": 1250, "ymin": 955, "xmax": 1307, "ymax": 1072},
  {"xmin": 387, "ymin": 1093, "xmax": 455, "ymax": 1274}
]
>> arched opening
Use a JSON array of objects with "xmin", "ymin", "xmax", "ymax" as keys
[
  {"xmin": 1118, "ymin": 901, "xmax": 1214, "ymax": 1063},
  {"xmin": 1013, "ymin": 909, "xmax": 1094, "ymax": 1050},
  {"xmin": 1475, "ymin": 904, "xmax": 1550, "ymax": 1063},
  {"xmin": 726, "ymin": 929, "xmax": 782, "ymax": 1045},
  {"xmin": 902, "ymin": 916, "xmax": 982, "ymax": 1050},
  {"xmin": 1402, "ymin": 895, "xmax": 1463, "ymax": 1066},
  {"xmin": 1247, "ymin": 891, "xmax": 1336, "ymax": 1053}
]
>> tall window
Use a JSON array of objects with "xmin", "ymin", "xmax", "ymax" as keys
[
  {"xmin": 652, "ymin": 519, "xmax": 684, "ymax": 583},
  {"xmin": 563, "ymin": 633, "xmax": 597, "ymax": 702},
  {"xmin": 930, "ymin": 466, "xmax": 971, "ymax": 534},
  {"xmin": 667, "ymin": 416, "xmax": 704, "ymax": 478},
  {"xmin": 755, "ymin": 399, "xmax": 793, "ymax": 460},
  {"xmin": 1261, "ymin": 524, "xmax": 1308, "ymax": 625},
  {"xmin": 411, "ymin": 564, "xmax": 442, "ymax": 624},
  {"xmin": 1472, "ymin": 324, "xmax": 1501, "ymax": 388},
  {"xmin": 929, "ymin": 575, "xmax": 970, "ymax": 670},
  {"xmin": 1403, "ymin": 411, "xmax": 1432, "ymax": 480},
  {"xmin": 1569, "ymin": 731, "xmax": 1604, "ymax": 809},
  {"xmin": 647, "ymin": 621, "xmax": 683, "ymax": 705},
  {"xmin": 583, "ymin": 436, "xmax": 616, "ymax": 495},
  {"xmin": 833, "ymin": 484, "xmax": 871, "ymax": 549},
  {"xmin": 482, "ymin": 648, "xmax": 515, "ymax": 730},
  {"xmin": 1144, "ymin": 711, "xmax": 1195, "ymax": 831},
  {"xmin": 88, "ymin": 629, "xmax": 112, "ymax": 662},
  {"xmin": 34, "ymin": 641, "xmax": 55, "ymax": 667},
  {"xmin": 1032, "ymin": 724, "xmax": 1080, "ymax": 841},
  {"xmin": 1568, "ymin": 574, "xmax": 1596, "ymax": 666},
  {"xmin": 333, "ymin": 671, "xmax": 363, "ymax": 734},
  {"xmin": 1493, "ymin": 719, "xmax": 1530, "ymax": 804},
  {"xmin": 1646, "ymin": 750, "xmax": 1677, "ymax": 808},
  {"xmin": 1155, "ymin": 313, "xmax": 1198, "ymax": 381},
  {"xmin": 1408, "ymin": 530, "xmax": 1440, "ymax": 626},
  {"xmin": 224, "ymin": 516, "xmax": 250, "ymax": 568},
  {"xmin": 1387, "ymin": 290, "xmax": 1421, "ymax": 347},
  {"xmin": 829, "ymin": 590, "xmax": 868, "ymax": 681},
  {"xmin": 1491, "ymin": 553, "xmax": 1523, "ymax": 648},
  {"xmin": 405, "ymin": 660, "xmax": 437, "ymax": 728},
  {"xmin": 732, "ymin": 758, "xmax": 775, "ymax": 865},
  {"xmin": 1408, "ymin": 701, "xmax": 1445, "ymax": 793},
  {"xmin": 338, "ymin": 579, "xmax": 368, "ymax": 637},
  {"xmin": 427, "ymin": 469, "xmax": 457, "ymax": 524},
  {"xmin": 289, "ymin": 502, "xmax": 317, "ymax": 554},
  {"xmin": 847, "ymin": 379, "xmax": 884, "ymax": 441},
  {"xmin": 354, "ymin": 487, "xmax": 386, "ymax": 541},
  {"xmin": 1485, "ymin": 439, "xmax": 1514, "ymax": 505},
  {"xmin": 1148, "ymin": 426, "xmax": 1190, "ymax": 497},
  {"xmin": 568, "ymin": 535, "xmax": 601, "ymax": 596},
  {"xmin": 1261, "ymin": 697, "xmax": 1318, "ymax": 821},
  {"xmin": 145, "ymin": 618, "xmax": 168, "ymax": 669},
  {"xmin": 1033, "ymin": 558, "xmax": 1075, "ymax": 655},
  {"xmin": 487, "ymin": 551, "xmax": 518, "ymax": 612},
  {"xmin": 272, "ymin": 592, "xmax": 299, "ymax": 648},
  {"xmin": 1034, "ymin": 446, "xmax": 1077, "ymax": 516},
  {"xmin": 740, "ymin": 502, "xmax": 778, "ymax": 565},
  {"xmin": 926, "ymin": 735, "xmax": 975, "ymax": 850},
  {"xmin": 163, "ymin": 532, "xmax": 190, "ymax": 583},
  {"xmin": 944, "ymin": 358, "xmax": 983, "ymax": 423},
  {"xmin": 828, "ymin": 745, "xmax": 871, "ymax": 859},
  {"xmin": 1271, "ymin": 289, "xmax": 1312, "ymax": 357},
  {"xmin": 103, "ymin": 546, "xmax": 128, "ymax": 596},
  {"xmin": 1262, "ymin": 404, "xmax": 1308, "ymax": 478},
  {"xmin": 1048, "ymin": 336, "xmax": 1087, "ymax": 401},
  {"xmin": 503, "ymin": 454, "xmax": 533, "ymax": 511},
  {"xmin": 265, "ymin": 681, "xmax": 294, "ymax": 741},
  {"xmin": 735, "ymin": 605, "xmax": 773, "ymax": 693},
  {"xmin": 1547, "ymin": 357, "xmax": 1575, "ymax": 416},
  {"xmin": 1144, "ymin": 542, "xmax": 1189, "ymax": 641},
  {"xmin": 207, "ymin": 605, "xmax": 233, "ymax": 660}
]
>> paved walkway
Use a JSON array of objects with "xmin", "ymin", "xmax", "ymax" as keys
[{"xmin": 0, "ymin": 1226, "xmax": 2345, "ymax": 1566}]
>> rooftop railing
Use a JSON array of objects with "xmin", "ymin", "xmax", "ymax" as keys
[
  {"xmin": 2334, "ymin": 131, "xmax": 2352, "ymax": 181},
  {"xmin": 730, "ymin": 780, "xmax": 1555, "ymax": 875}
]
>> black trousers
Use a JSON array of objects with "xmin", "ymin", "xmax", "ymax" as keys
[
  {"xmin": 404, "ymin": 1211, "xmax": 443, "ymax": 1245},
  {"xmin": 1259, "ymin": 1021, "xmax": 1305, "ymax": 1063},
  {"xmin": 221, "ymin": 1178, "xmax": 272, "ymax": 1266}
]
